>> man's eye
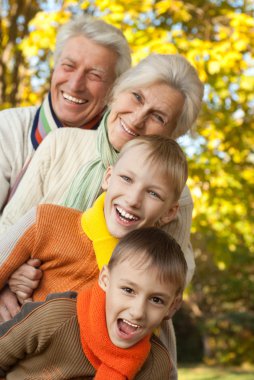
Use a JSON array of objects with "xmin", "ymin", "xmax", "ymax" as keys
[{"xmin": 88, "ymin": 72, "xmax": 103, "ymax": 81}]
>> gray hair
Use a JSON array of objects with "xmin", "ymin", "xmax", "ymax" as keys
[
  {"xmin": 110, "ymin": 54, "xmax": 204, "ymax": 138},
  {"xmin": 54, "ymin": 14, "xmax": 132, "ymax": 77}
]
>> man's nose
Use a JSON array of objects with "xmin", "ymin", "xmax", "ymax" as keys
[{"xmin": 69, "ymin": 70, "xmax": 87, "ymax": 91}]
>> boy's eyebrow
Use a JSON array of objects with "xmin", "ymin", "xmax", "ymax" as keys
[{"xmin": 119, "ymin": 278, "xmax": 171, "ymax": 299}]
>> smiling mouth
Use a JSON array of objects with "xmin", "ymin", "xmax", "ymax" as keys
[
  {"xmin": 116, "ymin": 206, "xmax": 139, "ymax": 222},
  {"xmin": 120, "ymin": 119, "xmax": 139, "ymax": 137},
  {"xmin": 118, "ymin": 319, "xmax": 142, "ymax": 335},
  {"xmin": 62, "ymin": 92, "xmax": 87, "ymax": 104}
]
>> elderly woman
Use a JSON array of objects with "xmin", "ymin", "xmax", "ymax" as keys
[{"xmin": 0, "ymin": 53, "xmax": 203, "ymax": 380}]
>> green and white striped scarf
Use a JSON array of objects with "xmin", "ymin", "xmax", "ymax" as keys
[{"xmin": 63, "ymin": 110, "xmax": 119, "ymax": 211}]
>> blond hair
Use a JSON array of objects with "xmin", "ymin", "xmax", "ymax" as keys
[{"xmin": 117, "ymin": 135, "xmax": 188, "ymax": 202}]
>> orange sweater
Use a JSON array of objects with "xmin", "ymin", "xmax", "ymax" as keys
[{"xmin": 0, "ymin": 193, "xmax": 118, "ymax": 301}]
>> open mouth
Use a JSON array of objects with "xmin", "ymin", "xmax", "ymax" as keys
[
  {"xmin": 117, "ymin": 318, "xmax": 142, "ymax": 337},
  {"xmin": 115, "ymin": 206, "xmax": 139, "ymax": 223},
  {"xmin": 62, "ymin": 92, "xmax": 87, "ymax": 104},
  {"xmin": 120, "ymin": 119, "xmax": 139, "ymax": 137}
]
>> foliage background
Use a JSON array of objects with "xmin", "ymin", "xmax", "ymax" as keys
[{"xmin": 1, "ymin": 0, "xmax": 253, "ymax": 366}]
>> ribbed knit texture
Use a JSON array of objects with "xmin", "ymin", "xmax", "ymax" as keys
[
  {"xmin": 0, "ymin": 194, "xmax": 118, "ymax": 301},
  {"xmin": 77, "ymin": 283, "xmax": 151, "ymax": 380},
  {"xmin": 0, "ymin": 292, "xmax": 172, "ymax": 379},
  {"xmin": 63, "ymin": 110, "xmax": 119, "ymax": 211}
]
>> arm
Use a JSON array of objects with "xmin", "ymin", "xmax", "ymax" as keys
[
  {"xmin": 0, "ymin": 208, "xmax": 37, "ymax": 290},
  {"xmin": 0, "ymin": 133, "xmax": 52, "ymax": 236},
  {"xmin": 0, "ymin": 296, "xmax": 77, "ymax": 374},
  {"xmin": 162, "ymin": 184, "xmax": 195, "ymax": 285},
  {"xmin": 0, "ymin": 107, "xmax": 36, "ymax": 214}
]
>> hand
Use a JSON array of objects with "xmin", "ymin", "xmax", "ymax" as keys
[
  {"xmin": 0, "ymin": 285, "xmax": 20, "ymax": 322},
  {"xmin": 8, "ymin": 258, "xmax": 42, "ymax": 304}
]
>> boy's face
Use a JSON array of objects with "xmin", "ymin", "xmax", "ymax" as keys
[
  {"xmin": 102, "ymin": 145, "xmax": 178, "ymax": 238},
  {"xmin": 99, "ymin": 257, "xmax": 177, "ymax": 349}
]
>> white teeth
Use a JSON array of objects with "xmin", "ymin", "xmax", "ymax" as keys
[
  {"xmin": 63, "ymin": 92, "xmax": 86, "ymax": 104},
  {"xmin": 123, "ymin": 319, "xmax": 140, "ymax": 329},
  {"xmin": 120, "ymin": 119, "xmax": 138, "ymax": 136},
  {"xmin": 116, "ymin": 207, "xmax": 138, "ymax": 221}
]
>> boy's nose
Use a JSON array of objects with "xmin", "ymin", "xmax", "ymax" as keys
[
  {"xmin": 129, "ymin": 299, "xmax": 146, "ymax": 321},
  {"xmin": 126, "ymin": 188, "xmax": 142, "ymax": 208}
]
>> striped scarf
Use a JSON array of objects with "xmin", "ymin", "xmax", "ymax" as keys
[
  {"xmin": 63, "ymin": 110, "xmax": 119, "ymax": 211},
  {"xmin": 31, "ymin": 92, "xmax": 102, "ymax": 150}
]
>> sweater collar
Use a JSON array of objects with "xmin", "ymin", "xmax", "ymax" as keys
[{"xmin": 81, "ymin": 192, "xmax": 119, "ymax": 269}]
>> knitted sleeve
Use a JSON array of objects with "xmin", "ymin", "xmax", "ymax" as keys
[
  {"xmin": 0, "ymin": 208, "xmax": 37, "ymax": 290},
  {"xmin": 161, "ymin": 184, "xmax": 195, "ymax": 285},
  {"xmin": 0, "ymin": 132, "xmax": 52, "ymax": 237},
  {"xmin": 0, "ymin": 107, "xmax": 36, "ymax": 215},
  {"xmin": 0, "ymin": 297, "xmax": 78, "ymax": 376}
]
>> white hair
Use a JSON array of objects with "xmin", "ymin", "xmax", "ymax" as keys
[
  {"xmin": 54, "ymin": 14, "xmax": 131, "ymax": 77},
  {"xmin": 110, "ymin": 54, "xmax": 204, "ymax": 138}
]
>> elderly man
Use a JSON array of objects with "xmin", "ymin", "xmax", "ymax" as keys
[{"xmin": 0, "ymin": 14, "xmax": 131, "ymax": 213}]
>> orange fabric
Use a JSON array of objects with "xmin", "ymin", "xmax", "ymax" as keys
[
  {"xmin": 77, "ymin": 283, "xmax": 151, "ymax": 380},
  {"xmin": 0, "ymin": 205, "xmax": 99, "ymax": 300}
]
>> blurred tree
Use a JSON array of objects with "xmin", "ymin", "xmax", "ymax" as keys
[{"xmin": 0, "ymin": 0, "xmax": 253, "ymax": 364}]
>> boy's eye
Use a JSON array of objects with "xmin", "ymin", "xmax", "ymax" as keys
[
  {"xmin": 151, "ymin": 296, "xmax": 164, "ymax": 305},
  {"xmin": 122, "ymin": 287, "xmax": 134, "ymax": 294},
  {"xmin": 148, "ymin": 190, "xmax": 161, "ymax": 199},
  {"xmin": 120, "ymin": 175, "xmax": 131, "ymax": 183}
]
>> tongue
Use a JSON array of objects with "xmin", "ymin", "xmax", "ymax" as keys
[{"xmin": 119, "ymin": 320, "xmax": 137, "ymax": 335}]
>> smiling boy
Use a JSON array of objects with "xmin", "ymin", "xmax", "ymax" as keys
[
  {"xmin": 0, "ymin": 135, "xmax": 188, "ymax": 302},
  {"xmin": 0, "ymin": 227, "xmax": 187, "ymax": 379}
]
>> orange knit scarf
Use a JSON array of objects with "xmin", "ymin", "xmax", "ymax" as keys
[{"xmin": 77, "ymin": 283, "xmax": 151, "ymax": 380}]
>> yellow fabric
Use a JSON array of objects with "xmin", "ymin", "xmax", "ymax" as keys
[{"xmin": 81, "ymin": 192, "xmax": 119, "ymax": 270}]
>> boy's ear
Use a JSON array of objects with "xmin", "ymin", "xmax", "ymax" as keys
[
  {"xmin": 101, "ymin": 166, "xmax": 113, "ymax": 191},
  {"xmin": 157, "ymin": 203, "xmax": 179, "ymax": 227},
  {"xmin": 98, "ymin": 265, "xmax": 110, "ymax": 291},
  {"xmin": 163, "ymin": 294, "xmax": 183, "ymax": 320}
]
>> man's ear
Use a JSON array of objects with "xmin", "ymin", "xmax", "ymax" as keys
[
  {"xmin": 163, "ymin": 294, "xmax": 183, "ymax": 320},
  {"xmin": 157, "ymin": 203, "xmax": 179, "ymax": 227},
  {"xmin": 101, "ymin": 166, "xmax": 113, "ymax": 191},
  {"xmin": 98, "ymin": 265, "xmax": 110, "ymax": 291}
]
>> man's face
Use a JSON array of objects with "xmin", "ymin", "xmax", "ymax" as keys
[
  {"xmin": 51, "ymin": 35, "xmax": 118, "ymax": 128},
  {"xmin": 99, "ymin": 258, "xmax": 176, "ymax": 348}
]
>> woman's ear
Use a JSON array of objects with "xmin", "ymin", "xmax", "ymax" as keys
[
  {"xmin": 101, "ymin": 166, "xmax": 113, "ymax": 190},
  {"xmin": 98, "ymin": 265, "xmax": 110, "ymax": 291},
  {"xmin": 157, "ymin": 203, "xmax": 179, "ymax": 227}
]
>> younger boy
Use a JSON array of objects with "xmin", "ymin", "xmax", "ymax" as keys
[
  {"xmin": 0, "ymin": 227, "xmax": 187, "ymax": 380},
  {"xmin": 0, "ymin": 135, "xmax": 188, "ymax": 303}
]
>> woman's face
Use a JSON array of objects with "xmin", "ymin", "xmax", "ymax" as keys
[{"xmin": 107, "ymin": 82, "xmax": 185, "ymax": 151}]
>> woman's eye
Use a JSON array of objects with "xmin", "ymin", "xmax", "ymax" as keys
[
  {"xmin": 152, "ymin": 114, "xmax": 165, "ymax": 125},
  {"xmin": 132, "ymin": 92, "xmax": 142, "ymax": 102}
]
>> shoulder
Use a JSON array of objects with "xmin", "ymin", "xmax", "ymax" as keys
[
  {"xmin": 0, "ymin": 292, "xmax": 77, "ymax": 337},
  {"xmin": 135, "ymin": 335, "xmax": 171, "ymax": 379},
  {"xmin": 0, "ymin": 106, "xmax": 38, "ymax": 129},
  {"xmin": 178, "ymin": 184, "xmax": 193, "ymax": 207}
]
